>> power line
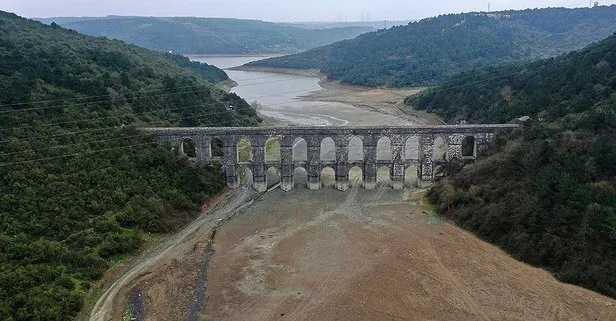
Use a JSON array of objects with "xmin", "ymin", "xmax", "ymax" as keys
[
  {"xmin": 0, "ymin": 57, "xmax": 555, "ymax": 153},
  {"xmin": 0, "ymin": 84, "xmax": 211, "ymax": 110},
  {"xmin": 1, "ymin": 43, "xmax": 592, "ymax": 165},
  {"xmin": 1, "ymin": 52, "xmax": 566, "ymax": 138},
  {"xmin": 0, "ymin": 87, "xmax": 317, "ymax": 133},
  {"xmin": 1, "ymin": 107, "xmax": 261, "ymax": 156},
  {"xmin": 0, "ymin": 40, "xmax": 549, "ymax": 113},
  {"xmin": 0, "ymin": 142, "xmax": 157, "ymax": 168},
  {"xmin": 0, "ymin": 85, "xmax": 323, "ymax": 144},
  {"xmin": 1, "ymin": 90, "xmax": 344, "ymax": 160},
  {"xmin": 0, "ymin": 74, "xmax": 314, "ymax": 114}
]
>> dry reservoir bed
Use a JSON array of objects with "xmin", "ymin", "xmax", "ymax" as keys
[{"xmin": 202, "ymin": 187, "xmax": 616, "ymax": 321}]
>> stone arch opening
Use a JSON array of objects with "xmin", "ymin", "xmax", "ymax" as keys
[
  {"xmin": 181, "ymin": 138, "xmax": 196, "ymax": 158},
  {"xmin": 404, "ymin": 136, "xmax": 419, "ymax": 160},
  {"xmin": 293, "ymin": 167, "xmax": 308, "ymax": 189},
  {"xmin": 377, "ymin": 137, "xmax": 392, "ymax": 161},
  {"xmin": 266, "ymin": 166, "xmax": 280, "ymax": 188},
  {"xmin": 240, "ymin": 166, "xmax": 253, "ymax": 185},
  {"xmin": 320, "ymin": 167, "xmax": 336, "ymax": 187},
  {"xmin": 265, "ymin": 137, "xmax": 281, "ymax": 162},
  {"xmin": 349, "ymin": 166, "xmax": 364, "ymax": 186},
  {"xmin": 462, "ymin": 136, "xmax": 476, "ymax": 158},
  {"xmin": 377, "ymin": 166, "xmax": 391, "ymax": 188},
  {"xmin": 348, "ymin": 136, "xmax": 363, "ymax": 162},
  {"xmin": 292, "ymin": 137, "xmax": 307, "ymax": 162},
  {"xmin": 433, "ymin": 164, "xmax": 446, "ymax": 181},
  {"xmin": 237, "ymin": 137, "xmax": 253, "ymax": 163},
  {"xmin": 404, "ymin": 165, "xmax": 418, "ymax": 188},
  {"xmin": 433, "ymin": 136, "xmax": 448, "ymax": 161},
  {"xmin": 320, "ymin": 137, "xmax": 336, "ymax": 162},
  {"xmin": 210, "ymin": 138, "xmax": 224, "ymax": 158}
]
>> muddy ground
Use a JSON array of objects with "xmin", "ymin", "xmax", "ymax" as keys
[{"xmin": 202, "ymin": 187, "xmax": 616, "ymax": 321}]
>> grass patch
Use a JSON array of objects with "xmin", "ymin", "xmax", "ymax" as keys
[
  {"xmin": 265, "ymin": 139, "xmax": 280, "ymax": 161},
  {"xmin": 237, "ymin": 139, "xmax": 252, "ymax": 162},
  {"xmin": 122, "ymin": 305, "xmax": 136, "ymax": 321},
  {"xmin": 75, "ymin": 231, "xmax": 168, "ymax": 320},
  {"xmin": 111, "ymin": 254, "xmax": 125, "ymax": 264}
]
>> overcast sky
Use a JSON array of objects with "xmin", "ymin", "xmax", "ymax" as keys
[{"xmin": 4, "ymin": 0, "xmax": 616, "ymax": 21}]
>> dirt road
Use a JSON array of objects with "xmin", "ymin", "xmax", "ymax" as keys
[{"xmin": 89, "ymin": 187, "xmax": 257, "ymax": 321}]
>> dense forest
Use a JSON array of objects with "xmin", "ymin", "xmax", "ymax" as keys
[
  {"xmin": 37, "ymin": 16, "xmax": 374, "ymax": 55},
  {"xmin": 0, "ymin": 11, "xmax": 259, "ymax": 320},
  {"xmin": 248, "ymin": 6, "xmax": 616, "ymax": 87},
  {"xmin": 407, "ymin": 33, "xmax": 616, "ymax": 297}
]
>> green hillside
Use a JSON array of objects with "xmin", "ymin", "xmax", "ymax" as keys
[
  {"xmin": 407, "ymin": 33, "xmax": 616, "ymax": 297},
  {"xmin": 0, "ymin": 11, "xmax": 258, "ymax": 320},
  {"xmin": 247, "ymin": 6, "xmax": 616, "ymax": 87},
  {"xmin": 38, "ymin": 16, "xmax": 374, "ymax": 54}
]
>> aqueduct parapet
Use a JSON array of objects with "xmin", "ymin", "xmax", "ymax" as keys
[{"xmin": 143, "ymin": 125, "xmax": 517, "ymax": 192}]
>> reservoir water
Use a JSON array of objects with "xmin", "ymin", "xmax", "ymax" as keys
[{"xmin": 188, "ymin": 55, "xmax": 414, "ymax": 127}]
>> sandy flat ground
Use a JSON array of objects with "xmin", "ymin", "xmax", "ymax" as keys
[
  {"xmin": 306, "ymin": 78, "xmax": 444, "ymax": 125},
  {"xmin": 203, "ymin": 187, "xmax": 616, "ymax": 321}
]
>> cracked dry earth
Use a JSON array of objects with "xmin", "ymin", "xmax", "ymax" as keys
[{"xmin": 202, "ymin": 186, "xmax": 616, "ymax": 321}]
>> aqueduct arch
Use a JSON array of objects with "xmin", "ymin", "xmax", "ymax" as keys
[{"xmin": 146, "ymin": 125, "xmax": 517, "ymax": 192}]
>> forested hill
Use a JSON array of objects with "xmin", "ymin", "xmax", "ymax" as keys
[
  {"xmin": 38, "ymin": 16, "xmax": 374, "ymax": 54},
  {"xmin": 408, "ymin": 34, "xmax": 616, "ymax": 297},
  {"xmin": 247, "ymin": 6, "xmax": 616, "ymax": 87},
  {"xmin": 0, "ymin": 11, "xmax": 258, "ymax": 320}
]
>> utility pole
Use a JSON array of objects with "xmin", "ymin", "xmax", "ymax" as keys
[{"xmin": 488, "ymin": 2, "xmax": 491, "ymax": 12}]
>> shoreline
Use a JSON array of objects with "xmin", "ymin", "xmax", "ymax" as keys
[
  {"xmin": 219, "ymin": 78, "xmax": 238, "ymax": 93},
  {"xmin": 228, "ymin": 65, "xmax": 445, "ymax": 125}
]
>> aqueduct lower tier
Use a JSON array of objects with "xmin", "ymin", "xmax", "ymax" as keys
[{"xmin": 144, "ymin": 125, "xmax": 518, "ymax": 192}]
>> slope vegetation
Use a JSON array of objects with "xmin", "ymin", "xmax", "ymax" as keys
[
  {"xmin": 0, "ymin": 12, "xmax": 258, "ymax": 320},
  {"xmin": 248, "ymin": 6, "xmax": 616, "ymax": 87},
  {"xmin": 39, "ymin": 16, "xmax": 374, "ymax": 54},
  {"xmin": 407, "ymin": 33, "xmax": 616, "ymax": 297}
]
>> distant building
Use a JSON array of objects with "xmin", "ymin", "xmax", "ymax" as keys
[{"xmin": 594, "ymin": 2, "xmax": 599, "ymax": 7}]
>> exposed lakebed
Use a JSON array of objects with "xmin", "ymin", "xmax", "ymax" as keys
[{"xmin": 188, "ymin": 55, "xmax": 421, "ymax": 126}]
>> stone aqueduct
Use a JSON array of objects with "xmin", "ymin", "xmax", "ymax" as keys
[{"xmin": 144, "ymin": 125, "xmax": 518, "ymax": 192}]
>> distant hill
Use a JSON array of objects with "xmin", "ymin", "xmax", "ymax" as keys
[
  {"xmin": 247, "ymin": 6, "xmax": 616, "ymax": 87},
  {"xmin": 0, "ymin": 11, "xmax": 258, "ymax": 320},
  {"xmin": 287, "ymin": 20, "xmax": 413, "ymax": 30},
  {"xmin": 37, "ymin": 16, "xmax": 374, "ymax": 54},
  {"xmin": 407, "ymin": 33, "xmax": 616, "ymax": 298}
]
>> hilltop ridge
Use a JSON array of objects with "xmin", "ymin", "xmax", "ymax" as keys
[
  {"xmin": 37, "ymin": 16, "xmax": 374, "ymax": 54},
  {"xmin": 247, "ymin": 6, "xmax": 616, "ymax": 87}
]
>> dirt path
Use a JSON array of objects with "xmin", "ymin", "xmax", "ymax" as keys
[
  {"xmin": 89, "ymin": 187, "xmax": 256, "ymax": 321},
  {"xmin": 202, "ymin": 188, "xmax": 616, "ymax": 321}
]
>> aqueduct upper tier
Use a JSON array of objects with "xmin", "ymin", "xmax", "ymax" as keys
[{"xmin": 144, "ymin": 125, "xmax": 518, "ymax": 192}]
